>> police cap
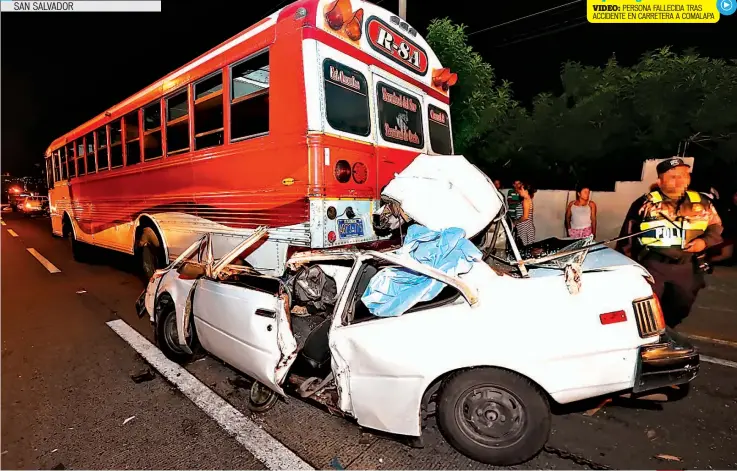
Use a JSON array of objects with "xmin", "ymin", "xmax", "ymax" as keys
[{"xmin": 657, "ymin": 158, "xmax": 691, "ymax": 175}]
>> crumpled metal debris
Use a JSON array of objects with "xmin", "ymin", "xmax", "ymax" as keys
[{"xmin": 564, "ymin": 263, "xmax": 583, "ymax": 295}]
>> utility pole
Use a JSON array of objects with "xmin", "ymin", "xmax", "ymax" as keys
[{"xmin": 398, "ymin": 0, "xmax": 406, "ymax": 20}]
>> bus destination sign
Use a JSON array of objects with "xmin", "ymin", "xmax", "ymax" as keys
[{"xmin": 366, "ymin": 16, "xmax": 428, "ymax": 76}]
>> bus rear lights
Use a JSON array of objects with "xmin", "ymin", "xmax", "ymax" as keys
[
  {"xmin": 432, "ymin": 68, "xmax": 458, "ymax": 91},
  {"xmin": 325, "ymin": 0, "xmax": 350, "ymax": 30},
  {"xmin": 327, "ymin": 206, "xmax": 337, "ymax": 220},
  {"xmin": 334, "ymin": 160, "xmax": 352, "ymax": 183},
  {"xmin": 352, "ymin": 161, "xmax": 368, "ymax": 184},
  {"xmin": 328, "ymin": 231, "xmax": 337, "ymax": 243},
  {"xmin": 345, "ymin": 9, "xmax": 364, "ymax": 41}
]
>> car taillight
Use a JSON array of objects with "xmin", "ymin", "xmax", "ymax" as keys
[
  {"xmin": 352, "ymin": 162, "xmax": 368, "ymax": 184},
  {"xmin": 652, "ymin": 293, "xmax": 666, "ymax": 331},
  {"xmin": 335, "ymin": 160, "xmax": 351, "ymax": 183}
]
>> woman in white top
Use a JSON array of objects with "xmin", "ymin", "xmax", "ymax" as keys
[{"xmin": 565, "ymin": 185, "xmax": 597, "ymax": 239}]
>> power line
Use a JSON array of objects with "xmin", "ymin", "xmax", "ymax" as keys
[
  {"xmin": 493, "ymin": 16, "xmax": 588, "ymax": 48},
  {"xmin": 468, "ymin": 0, "xmax": 583, "ymax": 36},
  {"xmin": 262, "ymin": 0, "xmax": 291, "ymax": 19}
]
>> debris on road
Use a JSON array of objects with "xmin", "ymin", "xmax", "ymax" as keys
[
  {"xmin": 1, "ymin": 451, "xmax": 7, "ymax": 455},
  {"xmin": 655, "ymin": 453, "xmax": 682, "ymax": 462},
  {"xmin": 51, "ymin": 449, "xmax": 58, "ymax": 453},
  {"xmin": 122, "ymin": 416, "xmax": 136, "ymax": 425},
  {"xmin": 75, "ymin": 290, "xmax": 87, "ymax": 295},
  {"xmin": 130, "ymin": 369, "xmax": 155, "ymax": 384},
  {"xmin": 646, "ymin": 429, "xmax": 657, "ymax": 440},
  {"xmin": 329, "ymin": 456, "xmax": 344, "ymax": 469}
]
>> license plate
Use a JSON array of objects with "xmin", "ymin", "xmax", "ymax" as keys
[{"xmin": 338, "ymin": 219, "xmax": 364, "ymax": 238}]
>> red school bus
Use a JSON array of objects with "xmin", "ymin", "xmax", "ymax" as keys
[{"xmin": 44, "ymin": 0, "xmax": 457, "ymax": 279}]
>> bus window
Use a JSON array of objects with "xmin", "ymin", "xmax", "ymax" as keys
[
  {"xmin": 428, "ymin": 105, "xmax": 452, "ymax": 155},
  {"xmin": 194, "ymin": 72, "xmax": 224, "ymax": 150},
  {"xmin": 77, "ymin": 140, "xmax": 86, "ymax": 175},
  {"xmin": 377, "ymin": 82, "xmax": 424, "ymax": 149},
  {"xmin": 59, "ymin": 147, "xmax": 68, "ymax": 181},
  {"xmin": 323, "ymin": 59, "xmax": 370, "ymax": 136},
  {"xmin": 52, "ymin": 150, "xmax": 60, "ymax": 182},
  {"xmin": 96, "ymin": 126, "xmax": 109, "ymax": 171},
  {"xmin": 230, "ymin": 51, "xmax": 269, "ymax": 141},
  {"xmin": 46, "ymin": 158, "xmax": 53, "ymax": 188},
  {"xmin": 66, "ymin": 143, "xmax": 76, "ymax": 179},
  {"xmin": 85, "ymin": 132, "xmax": 96, "ymax": 173},
  {"xmin": 143, "ymin": 101, "xmax": 162, "ymax": 160},
  {"xmin": 110, "ymin": 119, "xmax": 123, "ymax": 168},
  {"xmin": 125, "ymin": 110, "xmax": 141, "ymax": 165},
  {"xmin": 166, "ymin": 90, "xmax": 190, "ymax": 155}
]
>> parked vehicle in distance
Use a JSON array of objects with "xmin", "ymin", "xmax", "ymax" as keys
[
  {"xmin": 136, "ymin": 155, "xmax": 699, "ymax": 466},
  {"xmin": 19, "ymin": 196, "xmax": 49, "ymax": 217}
]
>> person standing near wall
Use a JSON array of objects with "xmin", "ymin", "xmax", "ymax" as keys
[
  {"xmin": 515, "ymin": 182, "xmax": 537, "ymax": 246},
  {"xmin": 507, "ymin": 180, "xmax": 524, "ymax": 223},
  {"xmin": 633, "ymin": 158, "xmax": 723, "ymax": 327},
  {"xmin": 565, "ymin": 185, "xmax": 597, "ymax": 239}
]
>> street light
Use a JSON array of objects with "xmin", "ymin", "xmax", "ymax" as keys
[{"xmin": 399, "ymin": 0, "xmax": 406, "ymax": 20}]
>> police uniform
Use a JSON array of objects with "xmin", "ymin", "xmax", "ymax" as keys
[{"xmin": 634, "ymin": 159, "xmax": 723, "ymax": 327}]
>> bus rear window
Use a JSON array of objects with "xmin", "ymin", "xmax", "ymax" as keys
[
  {"xmin": 323, "ymin": 59, "xmax": 370, "ymax": 136},
  {"xmin": 428, "ymin": 105, "xmax": 452, "ymax": 155},
  {"xmin": 376, "ymin": 82, "xmax": 423, "ymax": 149}
]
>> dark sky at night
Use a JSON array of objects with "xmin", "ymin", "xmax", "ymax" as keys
[{"xmin": 1, "ymin": 0, "xmax": 734, "ymax": 176}]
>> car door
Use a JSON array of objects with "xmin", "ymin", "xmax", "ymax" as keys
[{"xmin": 191, "ymin": 227, "xmax": 298, "ymax": 395}]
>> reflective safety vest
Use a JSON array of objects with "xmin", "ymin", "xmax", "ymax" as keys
[{"xmin": 639, "ymin": 190, "xmax": 709, "ymax": 248}]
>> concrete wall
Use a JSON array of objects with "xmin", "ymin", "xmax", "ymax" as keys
[{"xmin": 502, "ymin": 157, "xmax": 695, "ymax": 243}]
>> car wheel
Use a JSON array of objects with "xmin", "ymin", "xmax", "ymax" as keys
[
  {"xmin": 664, "ymin": 382, "xmax": 690, "ymax": 401},
  {"xmin": 155, "ymin": 298, "xmax": 193, "ymax": 364},
  {"xmin": 248, "ymin": 381, "xmax": 279, "ymax": 412},
  {"xmin": 437, "ymin": 368, "xmax": 551, "ymax": 466}
]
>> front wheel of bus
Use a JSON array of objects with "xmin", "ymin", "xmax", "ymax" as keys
[
  {"xmin": 66, "ymin": 225, "xmax": 88, "ymax": 262},
  {"xmin": 138, "ymin": 227, "xmax": 163, "ymax": 282}
]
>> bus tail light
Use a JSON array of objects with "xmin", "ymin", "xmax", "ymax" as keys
[
  {"xmin": 328, "ymin": 231, "xmax": 337, "ymax": 243},
  {"xmin": 335, "ymin": 160, "xmax": 351, "ymax": 183},
  {"xmin": 352, "ymin": 162, "xmax": 368, "ymax": 184},
  {"xmin": 345, "ymin": 9, "xmax": 364, "ymax": 41},
  {"xmin": 325, "ymin": 0, "xmax": 346, "ymax": 30}
]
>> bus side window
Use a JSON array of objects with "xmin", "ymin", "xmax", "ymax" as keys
[
  {"xmin": 166, "ymin": 90, "xmax": 190, "ymax": 155},
  {"xmin": 230, "ymin": 50, "xmax": 269, "ymax": 141},
  {"xmin": 46, "ymin": 157, "xmax": 53, "ymax": 188},
  {"xmin": 427, "ymin": 105, "xmax": 452, "ymax": 155},
  {"xmin": 110, "ymin": 119, "xmax": 123, "ymax": 168},
  {"xmin": 66, "ymin": 143, "xmax": 76, "ymax": 179},
  {"xmin": 96, "ymin": 126, "xmax": 109, "ymax": 171},
  {"xmin": 52, "ymin": 150, "xmax": 60, "ymax": 182},
  {"xmin": 194, "ymin": 71, "xmax": 224, "ymax": 150},
  {"xmin": 125, "ymin": 110, "xmax": 142, "ymax": 165},
  {"xmin": 77, "ymin": 140, "xmax": 86, "ymax": 176},
  {"xmin": 59, "ymin": 147, "xmax": 68, "ymax": 181},
  {"xmin": 143, "ymin": 101, "xmax": 163, "ymax": 160},
  {"xmin": 85, "ymin": 132, "xmax": 96, "ymax": 173}
]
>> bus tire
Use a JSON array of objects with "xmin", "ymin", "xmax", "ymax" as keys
[
  {"xmin": 64, "ymin": 218, "xmax": 88, "ymax": 262},
  {"xmin": 138, "ymin": 226, "xmax": 164, "ymax": 282}
]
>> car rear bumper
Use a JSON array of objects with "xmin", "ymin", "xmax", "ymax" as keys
[{"xmin": 633, "ymin": 328, "xmax": 699, "ymax": 394}]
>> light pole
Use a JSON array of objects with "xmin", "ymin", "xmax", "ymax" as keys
[{"xmin": 398, "ymin": 0, "xmax": 406, "ymax": 20}]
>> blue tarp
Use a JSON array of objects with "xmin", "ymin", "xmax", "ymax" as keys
[{"xmin": 361, "ymin": 224, "xmax": 482, "ymax": 317}]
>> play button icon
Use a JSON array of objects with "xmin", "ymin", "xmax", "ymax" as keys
[{"xmin": 718, "ymin": 0, "xmax": 736, "ymax": 15}]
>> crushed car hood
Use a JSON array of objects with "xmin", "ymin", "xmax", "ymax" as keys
[{"xmin": 380, "ymin": 154, "xmax": 504, "ymax": 238}]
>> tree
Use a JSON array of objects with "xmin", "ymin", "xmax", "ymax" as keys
[{"xmin": 425, "ymin": 18, "xmax": 520, "ymax": 158}]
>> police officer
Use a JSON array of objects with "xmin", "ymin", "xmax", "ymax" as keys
[{"xmin": 632, "ymin": 158, "xmax": 723, "ymax": 327}]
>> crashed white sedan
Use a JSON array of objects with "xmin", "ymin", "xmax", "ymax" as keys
[{"xmin": 136, "ymin": 155, "xmax": 699, "ymax": 466}]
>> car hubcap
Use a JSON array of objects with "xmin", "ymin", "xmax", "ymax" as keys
[
  {"xmin": 456, "ymin": 384, "xmax": 526, "ymax": 447},
  {"xmin": 250, "ymin": 382, "xmax": 274, "ymax": 406}
]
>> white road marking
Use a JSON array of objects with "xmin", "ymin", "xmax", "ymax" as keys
[
  {"xmin": 701, "ymin": 355, "xmax": 737, "ymax": 369},
  {"xmin": 1, "ymin": 220, "xmax": 6, "ymax": 225},
  {"xmin": 684, "ymin": 333, "xmax": 737, "ymax": 349},
  {"xmin": 7, "ymin": 229, "xmax": 18, "ymax": 237},
  {"xmin": 26, "ymin": 248, "xmax": 61, "ymax": 274},
  {"xmin": 106, "ymin": 319, "xmax": 313, "ymax": 470}
]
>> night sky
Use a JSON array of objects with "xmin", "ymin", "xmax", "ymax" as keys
[{"xmin": 1, "ymin": 0, "xmax": 734, "ymax": 176}]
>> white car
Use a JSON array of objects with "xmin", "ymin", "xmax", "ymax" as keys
[{"xmin": 136, "ymin": 155, "xmax": 698, "ymax": 466}]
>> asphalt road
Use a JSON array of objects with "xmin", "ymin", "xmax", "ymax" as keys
[{"xmin": 2, "ymin": 211, "xmax": 736, "ymax": 470}]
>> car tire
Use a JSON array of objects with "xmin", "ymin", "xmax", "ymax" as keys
[
  {"xmin": 155, "ymin": 297, "xmax": 194, "ymax": 364},
  {"xmin": 437, "ymin": 368, "xmax": 551, "ymax": 466},
  {"xmin": 248, "ymin": 381, "xmax": 279, "ymax": 412},
  {"xmin": 664, "ymin": 382, "xmax": 690, "ymax": 401}
]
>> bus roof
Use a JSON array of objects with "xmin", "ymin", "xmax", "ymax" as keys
[{"xmin": 46, "ymin": 0, "xmax": 450, "ymax": 155}]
